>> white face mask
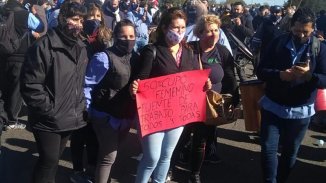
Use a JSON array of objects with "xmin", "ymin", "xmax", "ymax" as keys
[{"xmin": 166, "ymin": 29, "xmax": 185, "ymax": 45}]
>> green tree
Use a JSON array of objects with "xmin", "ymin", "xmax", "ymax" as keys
[{"xmin": 286, "ymin": 0, "xmax": 326, "ymax": 12}]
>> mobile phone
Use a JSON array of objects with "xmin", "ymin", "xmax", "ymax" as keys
[{"xmin": 294, "ymin": 62, "xmax": 308, "ymax": 67}]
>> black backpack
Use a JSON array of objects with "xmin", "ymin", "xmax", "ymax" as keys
[{"xmin": 0, "ymin": 7, "xmax": 27, "ymax": 56}]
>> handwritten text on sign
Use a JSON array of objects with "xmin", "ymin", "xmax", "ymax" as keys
[{"xmin": 136, "ymin": 69, "xmax": 210, "ymax": 137}]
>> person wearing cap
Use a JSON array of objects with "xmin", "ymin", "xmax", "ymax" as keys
[{"xmin": 251, "ymin": 5, "xmax": 284, "ymax": 74}]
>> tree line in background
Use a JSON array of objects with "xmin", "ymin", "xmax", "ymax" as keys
[
  {"xmin": 285, "ymin": 0, "xmax": 326, "ymax": 13},
  {"xmin": 159, "ymin": 0, "xmax": 325, "ymax": 13}
]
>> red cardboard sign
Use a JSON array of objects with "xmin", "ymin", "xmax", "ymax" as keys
[{"xmin": 136, "ymin": 69, "xmax": 210, "ymax": 137}]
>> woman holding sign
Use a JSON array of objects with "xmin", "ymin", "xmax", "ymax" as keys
[{"xmin": 130, "ymin": 7, "xmax": 211, "ymax": 183}]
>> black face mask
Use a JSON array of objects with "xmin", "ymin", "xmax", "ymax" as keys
[{"xmin": 114, "ymin": 39, "xmax": 135, "ymax": 54}]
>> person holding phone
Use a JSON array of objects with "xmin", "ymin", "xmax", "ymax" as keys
[{"xmin": 257, "ymin": 8, "xmax": 326, "ymax": 183}]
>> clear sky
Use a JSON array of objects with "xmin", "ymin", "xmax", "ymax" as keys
[
  {"xmin": 215, "ymin": 0, "xmax": 287, "ymax": 6},
  {"xmin": 243, "ymin": 0, "xmax": 286, "ymax": 6}
]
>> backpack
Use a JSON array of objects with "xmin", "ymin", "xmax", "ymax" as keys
[
  {"xmin": 0, "ymin": 8, "xmax": 27, "ymax": 56},
  {"xmin": 275, "ymin": 34, "xmax": 321, "ymax": 60},
  {"xmin": 311, "ymin": 36, "xmax": 321, "ymax": 59}
]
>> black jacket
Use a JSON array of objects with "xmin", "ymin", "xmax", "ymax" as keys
[
  {"xmin": 232, "ymin": 13, "xmax": 254, "ymax": 42},
  {"xmin": 3, "ymin": 0, "xmax": 31, "ymax": 58},
  {"xmin": 135, "ymin": 42, "xmax": 195, "ymax": 80},
  {"xmin": 102, "ymin": 3, "xmax": 125, "ymax": 31},
  {"xmin": 257, "ymin": 34, "xmax": 326, "ymax": 106},
  {"xmin": 21, "ymin": 28, "xmax": 88, "ymax": 132}
]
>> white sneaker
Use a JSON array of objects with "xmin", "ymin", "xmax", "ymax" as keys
[{"xmin": 6, "ymin": 122, "xmax": 26, "ymax": 130}]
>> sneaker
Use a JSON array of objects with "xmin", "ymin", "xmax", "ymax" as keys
[
  {"xmin": 5, "ymin": 122, "xmax": 26, "ymax": 130},
  {"xmin": 204, "ymin": 154, "xmax": 222, "ymax": 164},
  {"xmin": 70, "ymin": 171, "xmax": 93, "ymax": 183},
  {"xmin": 188, "ymin": 174, "xmax": 201, "ymax": 183}
]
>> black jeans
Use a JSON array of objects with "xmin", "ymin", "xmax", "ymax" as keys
[
  {"xmin": 32, "ymin": 130, "xmax": 72, "ymax": 183},
  {"xmin": 0, "ymin": 89, "xmax": 7, "ymax": 147},
  {"xmin": 70, "ymin": 123, "xmax": 98, "ymax": 172},
  {"xmin": 172, "ymin": 122, "xmax": 217, "ymax": 175},
  {"xmin": 1, "ymin": 60, "xmax": 23, "ymax": 124},
  {"xmin": 189, "ymin": 122, "xmax": 216, "ymax": 174}
]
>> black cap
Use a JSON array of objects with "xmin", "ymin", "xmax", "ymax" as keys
[{"xmin": 270, "ymin": 5, "xmax": 282, "ymax": 14}]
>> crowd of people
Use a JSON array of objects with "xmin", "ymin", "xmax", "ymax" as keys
[{"xmin": 0, "ymin": 0, "xmax": 325, "ymax": 183}]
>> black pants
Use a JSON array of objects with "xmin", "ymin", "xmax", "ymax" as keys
[
  {"xmin": 70, "ymin": 123, "xmax": 98, "ymax": 172},
  {"xmin": 0, "ymin": 62, "xmax": 8, "ymax": 134},
  {"xmin": 171, "ymin": 123, "xmax": 217, "ymax": 174},
  {"xmin": 32, "ymin": 130, "xmax": 72, "ymax": 183},
  {"xmin": 0, "ymin": 90, "xmax": 8, "ymax": 147},
  {"xmin": 189, "ymin": 123, "xmax": 217, "ymax": 174},
  {"xmin": 1, "ymin": 60, "xmax": 23, "ymax": 124}
]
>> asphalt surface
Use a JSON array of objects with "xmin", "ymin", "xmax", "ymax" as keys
[
  {"xmin": 0, "ymin": 66, "xmax": 326, "ymax": 183},
  {"xmin": 0, "ymin": 113, "xmax": 325, "ymax": 183}
]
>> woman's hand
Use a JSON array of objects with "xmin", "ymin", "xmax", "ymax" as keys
[
  {"xmin": 130, "ymin": 79, "xmax": 140, "ymax": 99},
  {"xmin": 204, "ymin": 78, "xmax": 212, "ymax": 91}
]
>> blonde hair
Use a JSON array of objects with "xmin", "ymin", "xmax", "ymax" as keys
[
  {"xmin": 193, "ymin": 14, "xmax": 221, "ymax": 37},
  {"xmin": 97, "ymin": 25, "xmax": 112, "ymax": 43}
]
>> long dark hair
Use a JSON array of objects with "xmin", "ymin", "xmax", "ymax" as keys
[{"xmin": 156, "ymin": 7, "xmax": 187, "ymax": 42}]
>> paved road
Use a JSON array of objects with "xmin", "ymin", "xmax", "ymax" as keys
[{"xmin": 0, "ymin": 114, "xmax": 325, "ymax": 183}]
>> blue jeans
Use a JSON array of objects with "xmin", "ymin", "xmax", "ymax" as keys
[
  {"xmin": 135, "ymin": 126, "xmax": 184, "ymax": 183},
  {"xmin": 260, "ymin": 109, "xmax": 310, "ymax": 183}
]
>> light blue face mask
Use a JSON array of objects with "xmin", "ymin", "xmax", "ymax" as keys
[{"xmin": 166, "ymin": 29, "xmax": 185, "ymax": 45}]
